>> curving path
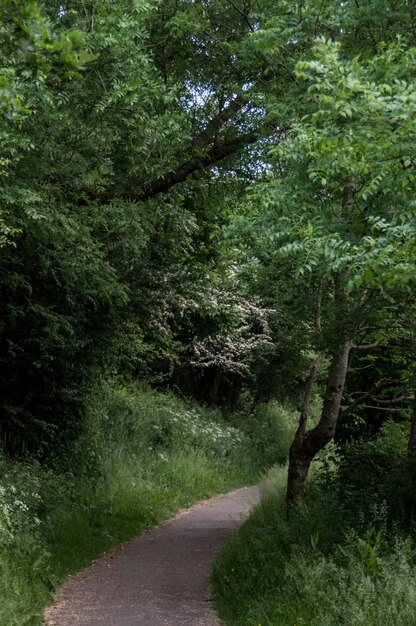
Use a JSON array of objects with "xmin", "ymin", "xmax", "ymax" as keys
[{"xmin": 44, "ymin": 486, "xmax": 260, "ymax": 626}]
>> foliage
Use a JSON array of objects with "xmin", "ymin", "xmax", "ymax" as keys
[
  {"xmin": 332, "ymin": 421, "xmax": 416, "ymax": 523},
  {"xmin": 0, "ymin": 0, "xmax": 94, "ymax": 121},
  {"xmin": 2, "ymin": 0, "xmax": 414, "ymax": 454},
  {"xmin": 243, "ymin": 36, "xmax": 416, "ymax": 351},
  {"xmin": 214, "ymin": 464, "xmax": 416, "ymax": 626},
  {"xmin": 0, "ymin": 0, "xmax": 289, "ymax": 450}
]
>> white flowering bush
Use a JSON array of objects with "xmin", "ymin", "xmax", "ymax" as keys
[
  {"xmin": 0, "ymin": 468, "xmax": 43, "ymax": 548},
  {"xmin": 188, "ymin": 288, "xmax": 274, "ymax": 377}
]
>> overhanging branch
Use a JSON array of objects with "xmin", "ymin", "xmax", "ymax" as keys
[
  {"xmin": 339, "ymin": 378, "xmax": 406, "ymax": 423},
  {"xmin": 97, "ymin": 89, "xmax": 281, "ymax": 203},
  {"xmin": 134, "ymin": 131, "xmax": 260, "ymax": 200}
]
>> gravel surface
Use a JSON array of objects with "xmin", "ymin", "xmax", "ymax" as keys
[{"xmin": 44, "ymin": 485, "xmax": 260, "ymax": 626}]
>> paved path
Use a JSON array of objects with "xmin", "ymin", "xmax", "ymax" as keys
[{"xmin": 44, "ymin": 486, "xmax": 260, "ymax": 626}]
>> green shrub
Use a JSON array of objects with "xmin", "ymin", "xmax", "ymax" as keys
[
  {"xmin": 333, "ymin": 421, "xmax": 416, "ymax": 524},
  {"xmin": 231, "ymin": 400, "xmax": 298, "ymax": 469}
]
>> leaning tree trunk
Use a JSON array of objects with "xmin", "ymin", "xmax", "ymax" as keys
[{"xmin": 287, "ymin": 339, "xmax": 352, "ymax": 510}]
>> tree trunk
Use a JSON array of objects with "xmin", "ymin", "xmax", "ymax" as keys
[{"xmin": 287, "ymin": 339, "xmax": 351, "ymax": 510}]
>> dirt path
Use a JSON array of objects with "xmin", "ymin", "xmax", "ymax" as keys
[{"xmin": 44, "ymin": 486, "xmax": 260, "ymax": 626}]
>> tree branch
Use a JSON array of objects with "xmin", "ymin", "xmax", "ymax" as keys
[
  {"xmin": 190, "ymin": 93, "xmax": 248, "ymax": 147},
  {"xmin": 133, "ymin": 131, "xmax": 261, "ymax": 201},
  {"xmin": 367, "ymin": 395, "xmax": 412, "ymax": 405},
  {"xmin": 225, "ymin": 0, "xmax": 255, "ymax": 32},
  {"xmin": 339, "ymin": 378, "xmax": 405, "ymax": 422},
  {"xmin": 360, "ymin": 406, "xmax": 406, "ymax": 412},
  {"xmin": 351, "ymin": 340, "xmax": 380, "ymax": 350},
  {"xmin": 97, "ymin": 91, "xmax": 277, "ymax": 203}
]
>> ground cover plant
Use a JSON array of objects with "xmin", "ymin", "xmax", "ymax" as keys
[
  {"xmin": 0, "ymin": 382, "xmax": 291, "ymax": 626},
  {"xmin": 213, "ymin": 430, "xmax": 416, "ymax": 626}
]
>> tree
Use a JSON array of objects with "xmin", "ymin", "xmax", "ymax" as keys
[
  {"xmin": 2, "ymin": 0, "xmax": 416, "ymax": 459},
  {"xmin": 237, "ymin": 37, "xmax": 416, "ymax": 506},
  {"xmin": 0, "ymin": 0, "xmax": 297, "ymax": 451}
]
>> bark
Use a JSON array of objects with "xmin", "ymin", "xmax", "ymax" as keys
[
  {"xmin": 287, "ymin": 339, "xmax": 352, "ymax": 510},
  {"xmin": 286, "ymin": 184, "xmax": 356, "ymax": 510}
]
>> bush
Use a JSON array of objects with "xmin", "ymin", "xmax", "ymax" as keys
[
  {"xmin": 334, "ymin": 421, "xmax": 416, "ymax": 524},
  {"xmin": 231, "ymin": 400, "xmax": 298, "ymax": 469}
]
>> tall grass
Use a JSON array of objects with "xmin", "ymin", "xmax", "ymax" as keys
[
  {"xmin": 0, "ymin": 383, "xmax": 291, "ymax": 626},
  {"xmin": 213, "ymin": 464, "xmax": 416, "ymax": 626}
]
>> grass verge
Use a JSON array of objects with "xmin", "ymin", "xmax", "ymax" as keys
[
  {"xmin": 0, "ymin": 383, "xmax": 295, "ymax": 626},
  {"xmin": 213, "ymin": 464, "xmax": 416, "ymax": 626}
]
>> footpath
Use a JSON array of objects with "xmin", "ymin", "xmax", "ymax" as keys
[{"xmin": 45, "ymin": 486, "xmax": 260, "ymax": 626}]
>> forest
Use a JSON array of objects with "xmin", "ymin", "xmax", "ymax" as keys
[{"xmin": 1, "ymin": 0, "xmax": 416, "ymax": 624}]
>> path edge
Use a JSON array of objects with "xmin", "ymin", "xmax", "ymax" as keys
[{"xmin": 43, "ymin": 484, "xmax": 260, "ymax": 625}]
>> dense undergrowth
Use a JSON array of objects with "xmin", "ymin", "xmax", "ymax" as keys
[
  {"xmin": 0, "ymin": 382, "xmax": 296, "ymax": 626},
  {"xmin": 213, "ymin": 424, "xmax": 416, "ymax": 626}
]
